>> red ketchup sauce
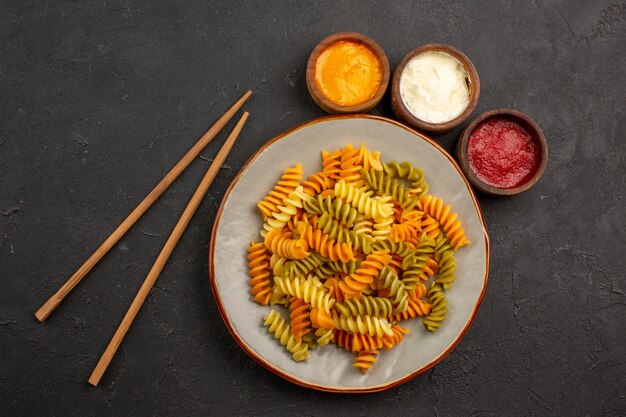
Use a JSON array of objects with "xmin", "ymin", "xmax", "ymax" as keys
[{"xmin": 467, "ymin": 117, "xmax": 540, "ymax": 189}]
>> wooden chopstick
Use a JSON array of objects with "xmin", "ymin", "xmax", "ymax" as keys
[
  {"xmin": 35, "ymin": 91, "xmax": 252, "ymax": 322},
  {"xmin": 88, "ymin": 112, "xmax": 249, "ymax": 387}
]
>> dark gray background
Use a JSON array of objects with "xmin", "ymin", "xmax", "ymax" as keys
[{"xmin": 1, "ymin": 0, "xmax": 624, "ymax": 416}]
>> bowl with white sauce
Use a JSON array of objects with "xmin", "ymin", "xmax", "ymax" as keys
[{"xmin": 391, "ymin": 44, "xmax": 480, "ymax": 134}]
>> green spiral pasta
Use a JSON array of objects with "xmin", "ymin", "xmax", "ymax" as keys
[
  {"xmin": 370, "ymin": 239, "xmax": 415, "ymax": 257},
  {"xmin": 335, "ymin": 296, "xmax": 393, "ymax": 318},
  {"xmin": 383, "ymin": 161, "xmax": 428, "ymax": 198},
  {"xmin": 423, "ymin": 283, "xmax": 448, "ymax": 332},
  {"xmin": 361, "ymin": 168, "xmax": 419, "ymax": 210},
  {"xmin": 401, "ymin": 234, "xmax": 436, "ymax": 290},
  {"xmin": 316, "ymin": 213, "xmax": 375, "ymax": 254},
  {"xmin": 312, "ymin": 259, "xmax": 359, "ymax": 277},
  {"xmin": 282, "ymin": 252, "xmax": 329, "ymax": 278},
  {"xmin": 263, "ymin": 309, "xmax": 310, "ymax": 361},
  {"xmin": 377, "ymin": 266, "xmax": 408, "ymax": 313},
  {"xmin": 302, "ymin": 194, "xmax": 360, "ymax": 228},
  {"xmin": 433, "ymin": 233, "xmax": 456, "ymax": 290}
]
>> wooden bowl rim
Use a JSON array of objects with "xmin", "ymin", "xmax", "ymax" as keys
[
  {"xmin": 456, "ymin": 108, "xmax": 549, "ymax": 196},
  {"xmin": 391, "ymin": 43, "xmax": 480, "ymax": 133},
  {"xmin": 306, "ymin": 32, "xmax": 390, "ymax": 114}
]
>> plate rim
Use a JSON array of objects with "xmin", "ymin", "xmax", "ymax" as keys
[{"xmin": 208, "ymin": 113, "xmax": 490, "ymax": 393}]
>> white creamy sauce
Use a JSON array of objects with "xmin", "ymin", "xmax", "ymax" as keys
[{"xmin": 399, "ymin": 51, "xmax": 470, "ymax": 124}]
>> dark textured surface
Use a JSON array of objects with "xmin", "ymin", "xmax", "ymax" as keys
[{"xmin": 1, "ymin": 0, "xmax": 625, "ymax": 415}]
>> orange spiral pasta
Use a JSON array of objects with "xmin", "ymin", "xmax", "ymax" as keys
[
  {"xmin": 419, "ymin": 195, "xmax": 470, "ymax": 249},
  {"xmin": 295, "ymin": 221, "xmax": 355, "ymax": 263},
  {"xmin": 263, "ymin": 229, "xmax": 310, "ymax": 259},
  {"xmin": 339, "ymin": 250, "xmax": 392, "ymax": 299},
  {"xmin": 354, "ymin": 350, "xmax": 379, "ymax": 374},
  {"xmin": 301, "ymin": 171, "xmax": 335, "ymax": 196},
  {"xmin": 257, "ymin": 163, "xmax": 303, "ymax": 219},
  {"xmin": 289, "ymin": 297, "xmax": 312, "ymax": 341},
  {"xmin": 251, "ymin": 144, "xmax": 472, "ymax": 372},
  {"xmin": 248, "ymin": 242, "xmax": 272, "ymax": 305}
]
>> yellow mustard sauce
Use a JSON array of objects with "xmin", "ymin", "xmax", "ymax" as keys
[{"xmin": 313, "ymin": 40, "xmax": 382, "ymax": 106}]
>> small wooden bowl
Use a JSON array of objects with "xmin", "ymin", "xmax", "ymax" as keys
[
  {"xmin": 391, "ymin": 44, "xmax": 480, "ymax": 133},
  {"xmin": 456, "ymin": 109, "xmax": 548, "ymax": 196},
  {"xmin": 306, "ymin": 32, "xmax": 390, "ymax": 114}
]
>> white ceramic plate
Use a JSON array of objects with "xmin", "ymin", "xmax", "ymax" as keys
[{"xmin": 209, "ymin": 115, "xmax": 489, "ymax": 392}]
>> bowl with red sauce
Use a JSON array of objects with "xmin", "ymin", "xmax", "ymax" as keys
[{"xmin": 456, "ymin": 109, "xmax": 547, "ymax": 196}]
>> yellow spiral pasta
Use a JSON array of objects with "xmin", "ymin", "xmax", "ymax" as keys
[
  {"xmin": 332, "ymin": 312, "xmax": 394, "ymax": 338},
  {"xmin": 261, "ymin": 186, "xmax": 308, "ymax": 237},
  {"xmin": 258, "ymin": 164, "xmax": 303, "ymax": 219},
  {"xmin": 334, "ymin": 180, "xmax": 393, "ymax": 219},
  {"xmin": 251, "ymin": 144, "xmax": 471, "ymax": 370},
  {"xmin": 263, "ymin": 309, "xmax": 310, "ymax": 361},
  {"xmin": 273, "ymin": 275, "xmax": 335, "ymax": 312}
]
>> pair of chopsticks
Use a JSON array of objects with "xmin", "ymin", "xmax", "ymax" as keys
[{"xmin": 35, "ymin": 90, "xmax": 252, "ymax": 386}]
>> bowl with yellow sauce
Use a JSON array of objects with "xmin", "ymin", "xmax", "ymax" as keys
[
  {"xmin": 306, "ymin": 32, "xmax": 390, "ymax": 114},
  {"xmin": 391, "ymin": 44, "xmax": 480, "ymax": 133}
]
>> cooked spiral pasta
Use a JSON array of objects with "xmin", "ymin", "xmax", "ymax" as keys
[
  {"xmin": 334, "ymin": 180, "xmax": 394, "ymax": 219},
  {"xmin": 335, "ymin": 296, "xmax": 393, "ymax": 318},
  {"xmin": 258, "ymin": 164, "xmax": 303, "ymax": 219},
  {"xmin": 332, "ymin": 312, "xmax": 394, "ymax": 338},
  {"xmin": 263, "ymin": 309, "xmax": 310, "ymax": 361},
  {"xmin": 273, "ymin": 275, "xmax": 335, "ymax": 312},
  {"xmin": 419, "ymin": 195, "xmax": 470, "ymax": 249},
  {"xmin": 248, "ymin": 242, "xmax": 272, "ymax": 305},
  {"xmin": 295, "ymin": 221, "xmax": 355, "ymax": 263},
  {"xmin": 383, "ymin": 161, "xmax": 428, "ymax": 198},
  {"xmin": 251, "ymin": 144, "xmax": 472, "ymax": 371}
]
